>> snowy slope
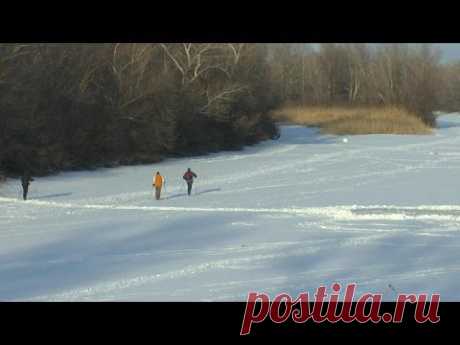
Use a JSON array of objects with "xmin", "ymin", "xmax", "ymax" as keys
[{"xmin": 1, "ymin": 114, "xmax": 460, "ymax": 301}]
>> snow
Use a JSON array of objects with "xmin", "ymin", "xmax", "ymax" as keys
[{"xmin": 1, "ymin": 114, "xmax": 460, "ymax": 301}]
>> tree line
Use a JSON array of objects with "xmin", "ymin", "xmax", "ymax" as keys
[
  {"xmin": 268, "ymin": 44, "xmax": 453, "ymax": 125},
  {"xmin": 0, "ymin": 43, "xmax": 279, "ymax": 176},
  {"xmin": 0, "ymin": 43, "xmax": 457, "ymax": 177}
]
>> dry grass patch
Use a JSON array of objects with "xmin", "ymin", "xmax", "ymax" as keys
[{"xmin": 271, "ymin": 106, "xmax": 433, "ymax": 135}]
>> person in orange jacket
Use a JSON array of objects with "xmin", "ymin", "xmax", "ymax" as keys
[{"xmin": 153, "ymin": 171, "xmax": 164, "ymax": 200}]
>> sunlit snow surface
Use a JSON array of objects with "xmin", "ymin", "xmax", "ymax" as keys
[{"xmin": 1, "ymin": 114, "xmax": 460, "ymax": 301}]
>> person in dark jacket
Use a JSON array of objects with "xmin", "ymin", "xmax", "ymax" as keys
[
  {"xmin": 21, "ymin": 171, "xmax": 34, "ymax": 200},
  {"xmin": 183, "ymin": 168, "xmax": 197, "ymax": 196}
]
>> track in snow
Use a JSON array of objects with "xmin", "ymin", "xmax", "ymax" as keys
[{"xmin": 2, "ymin": 197, "xmax": 460, "ymax": 221}]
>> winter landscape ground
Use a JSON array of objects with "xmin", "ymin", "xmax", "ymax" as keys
[{"xmin": 1, "ymin": 114, "xmax": 460, "ymax": 301}]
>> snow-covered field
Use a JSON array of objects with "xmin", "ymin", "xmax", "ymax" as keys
[{"xmin": 1, "ymin": 114, "xmax": 460, "ymax": 301}]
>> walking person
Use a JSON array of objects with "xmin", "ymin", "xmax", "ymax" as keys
[
  {"xmin": 153, "ymin": 171, "xmax": 164, "ymax": 200},
  {"xmin": 183, "ymin": 168, "xmax": 197, "ymax": 196},
  {"xmin": 21, "ymin": 171, "xmax": 34, "ymax": 201}
]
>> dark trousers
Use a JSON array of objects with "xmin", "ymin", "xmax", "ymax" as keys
[
  {"xmin": 22, "ymin": 184, "xmax": 29, "ymax": 200},
  {"xmin": 187, "ymin": 182, "xmax": 193, "ymax": 196},
  {"xmin": 155, "ymin": 187, "xmax": 162, "ymax": 200}
]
